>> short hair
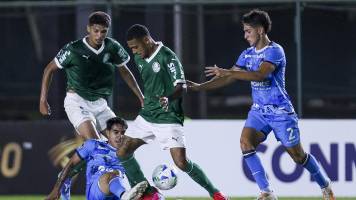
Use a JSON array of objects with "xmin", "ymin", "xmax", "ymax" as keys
[
  {"xmin": 106, "ymin": 117, "xmax": 128, "ymax": 130},
  {"xmin": 242, "ymin": 9, "xmax": 272, "ymax": 33},
  {"xmin": 88, "ymin": 11, "xmax": 111, "ymax": 27},
  {"xmin": 126, "ymin": 24, "xmax": 150, "ymax": 41}
]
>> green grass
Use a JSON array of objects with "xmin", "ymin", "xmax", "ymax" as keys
[{"xmin": 0, "ymin": 196, "xmax": 355, "ymax": 200}]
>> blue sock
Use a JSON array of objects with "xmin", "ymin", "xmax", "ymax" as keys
[
  {"xmin": 60, "ymin": 178, "xmax": 71, "ymax": 200},
  {"xmin": 109, "ymin": 177, "xmax": 126, "ymax": 198},
  {"xmin": 303, "ymin": 153, "xmax": 329, "ymax": 188},
  {"xmin": 243, "ymin": 150, "xmax": 271, "ymax": 192}
]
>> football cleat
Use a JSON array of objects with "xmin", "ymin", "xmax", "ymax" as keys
[
  {"xmin": 322, "ymin": 182, "xmax": 335, "ymax": 200},
  {"xmin": 257, "ymin": 191, "xmax": 278, "ymax": 200},
  {"xmin": 121, "ymin": 181, "xmax": 149, "ymax": 200},
  {"xmin": 141, "ymin": 186, "xmax": 165, "ymax": 200},
  {"xmin": 213, "ymin": 191, "xmax": 229, "ymax": 200}
]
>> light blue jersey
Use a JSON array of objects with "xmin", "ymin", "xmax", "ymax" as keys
[
  {"xmin": 236, "ymin": 42, "xmax": 295, "ymax": 115},
  {"xmin": 76, "ymin": 139, "xmax": 125, "ymax": 199},
  {"xmin": 237, "ymin": 42, "xmax": 300, "ymax": 147}
]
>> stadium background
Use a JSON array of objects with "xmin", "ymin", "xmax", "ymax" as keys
[{"xmin": 0, "ymin": 0, "xmax": 355, "ymax": 199}]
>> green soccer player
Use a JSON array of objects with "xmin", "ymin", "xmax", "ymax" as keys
[
  {"xmin": 116, "ymin": 24, "xmax": 228, "ymax": 200},
  {"xmin": 39, "ymin": 11, "xmax": 143, "ymax": 199}
]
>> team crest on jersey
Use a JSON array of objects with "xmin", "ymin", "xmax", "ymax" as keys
[
  {"xmin": 103, "ymin": 53, "xmax": 110, "ymax": 63},
  {"xmin": 152, "ymin": 62, "xmax": 161, "ymax": 73}
]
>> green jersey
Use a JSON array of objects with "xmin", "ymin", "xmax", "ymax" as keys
[
  {"xmin": 54, "ymin": 37, "xmax": 130, "ymax": 101},
  {"xmin": 135, "ymin": 42, "xmax": 186, "ymax": 125}
]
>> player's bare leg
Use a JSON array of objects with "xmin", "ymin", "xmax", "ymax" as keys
[
  {"xmin": 116, "ymin": 136, "xmax": 161, "ymax": 198},
  {"xmin": 77, "ymin": 120, "xmax": 101, "ymax": 140}
]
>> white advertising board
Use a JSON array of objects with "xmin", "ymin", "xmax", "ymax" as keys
[{"xmin": 132, "ymin": 120, "xmax": 356, "ymax": 197}]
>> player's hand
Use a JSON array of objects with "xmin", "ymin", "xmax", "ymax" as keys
[
  {"xmin": 39, "ymin": 99, "xmax": 51, "ymax": 116},
  {"xmin": 186, "ymin": 80, "xmax": 201, "ymax": 91},
  {"xmin": 205, "ymin": 65, "xmax": 230, "ymax": 77},
  {"xmin": 44, "ymin": 189, "xmax": 60, "ymax": 200},
  {"xmin": 159, "ymin": 96, "xmax": 169, "ymax": 112}
]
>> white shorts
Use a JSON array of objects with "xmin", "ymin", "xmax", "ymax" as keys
[
  {"xmin": 64, "ymin": 92, "xmax": 115, "ymax": 132},
  {"xmin": 126, "ymin": 115, "xmax": 186, "ymax": 150}
]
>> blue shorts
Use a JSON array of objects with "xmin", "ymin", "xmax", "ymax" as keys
[
  {"xmin": 86, "ymin": 175, "xmax": 121, "ymax": 200},
  {"xmin": 244, "ymin": 109, "xmax": 300, "ymax": 147}
]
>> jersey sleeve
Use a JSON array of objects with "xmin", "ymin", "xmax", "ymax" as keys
[
  {"xmin": 235, "ymin": 50, "xmax": 247, "ymax": 67},
  {"xmin": 166, "ymin": 54, "xmax": 186, "ymax": 87},
  {"xmin": 111, "ymin": 40, "xmax": 130, "ymax": 67},
  {"xmin": 75, "ymin": 140, "xmax": 96, "ymax": 161},
  {"xmin": 54, "ymin": 44, "xmax": 73, "ymax": 69},
  {"xmin": 263, "ymin": 46, "xmax": 285, "ymax": 68}
]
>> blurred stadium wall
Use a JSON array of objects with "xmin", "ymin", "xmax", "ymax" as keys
[{"xmin": 0, "ymin": 0, "xmax": 355, "ymax": 197}]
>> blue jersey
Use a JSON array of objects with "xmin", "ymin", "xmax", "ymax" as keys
[
  {"xmin": 76, "ymin": 139, "xmax": 125, "ymax": 186},
  {"xmin": 236, "ymin": 42, "xmax": 295, "ymax": 115}
]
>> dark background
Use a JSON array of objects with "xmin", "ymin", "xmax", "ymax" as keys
[{"xmin": 1, "ymin": 2, "xmax": 356, "ymax": 121}]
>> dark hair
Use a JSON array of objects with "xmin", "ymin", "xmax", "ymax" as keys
[
  {"xmin": 126, "ymin": 24, "xmax": 150, "ymax": 41},
  {"xmin": 242, "ymin": 9, "xmax": 272, "ymax": 33},
  {"xmin": 106, "ymin": 117, "xmax": 128, "ymax": 130},
  {"xmin": 88, "ymin": 11, "xmax": 111, "ymax": 27}
]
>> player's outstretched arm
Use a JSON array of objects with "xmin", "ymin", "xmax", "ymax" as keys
[
  {"xmin": 205, "ymin": 62, "xmax": 275, "ymax": 81},
  {"xmin": 39, "ymin": 60, "xmax": 58, "ymax": 116},
  {"xmin": 118, "ymin": 65, "xmax": 144, "ymax": 107},
  {"xmin": 187, "ymin": 66, "xmax": 237, "ymax": 91},
  {"xmin": 45, "ymin": 153, "xmax": 82, "ymax": 200}
]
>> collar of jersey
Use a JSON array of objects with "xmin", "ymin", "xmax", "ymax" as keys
[
  {"xmin": 254, "ymin": 42, "xmax": 272, "ymax": 54},
  {"xmin": 82, "ymin": 37, "xmax": 105, "ymax": 55},
  {"xmin": 144, "ymin": 41, "xmax": 163, "ymax": 63}
]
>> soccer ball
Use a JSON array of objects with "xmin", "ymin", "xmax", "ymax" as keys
[{"xmin": 152, "ymin": 164, "xmax": 178, "ymax": 190}]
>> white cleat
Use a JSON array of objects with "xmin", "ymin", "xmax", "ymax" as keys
[
  {"xmin": 322, "ymin": 183, "xmax": 335, "ymax": 200},
  {"xmin": 257, "ymin": 191, "xmax": 278, "ymax": 200},
  {"xmin": 121, "ymin": 181, "xmax": 149, "ymax": 200}
]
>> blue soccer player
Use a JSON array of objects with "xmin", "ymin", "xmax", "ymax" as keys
[
  {"xmin": 187, "ymin": 9, "xmax": 335, "ymax": 200},
  {"xmin": 45, "ymin": 117, "xmax": 148, "ymax": 200}
]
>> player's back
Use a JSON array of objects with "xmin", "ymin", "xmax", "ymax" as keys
[{"xmin": 237, "ymin": 42, "xmax": 294, "ymax": 114}]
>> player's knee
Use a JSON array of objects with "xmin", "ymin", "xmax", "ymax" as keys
[
  {"xmin": 173, "ymin": 158, "xmax": 188, "ymax": 170},
  {"xmin": 107, "ymin": 172, "xmax": 120, "ymax": 181},
  {"xmin": 240, "ymin": 137, "xmax": 254, "ymax": 152},
  {"xmin": 291, "ymin": 152, "xmax": 307, "ymax": 165}
]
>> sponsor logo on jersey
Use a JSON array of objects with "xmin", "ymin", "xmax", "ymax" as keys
[
  {"xmin": 168, "ymin": 62, "xmax": 177, "ymax": 79},
  {"xmin": 152, "ymin": 62, "xmax": 161, "ymax": 73},
  {"xmin": 118, "ymin": 48, "xmax": 126, "ymax": 58},
  {"xmin": 58, "ymin": 50, "xmax": 71, "ymax": 64},
  {"xmin": 251, "ymin": 80, "xmax": 271, "ymax": 90}
]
